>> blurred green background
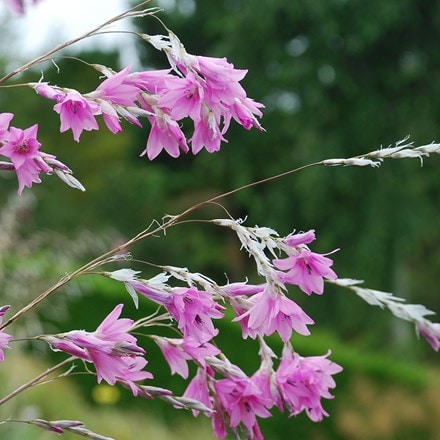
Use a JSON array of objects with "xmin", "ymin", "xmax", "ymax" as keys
[{"xmin": 0, "ymin": 0, "xmax": 439, "ymax": 438}]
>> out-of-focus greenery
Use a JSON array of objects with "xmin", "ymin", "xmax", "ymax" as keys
[{"xmin": 0, "ymin": 0, "xmax": 439, "ymax": 438}]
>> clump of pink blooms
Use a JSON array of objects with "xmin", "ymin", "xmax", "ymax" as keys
[
  {"xmin": 0, "ymin": 113, "xmax": 84, "ymax": 194},
  {"xmin": 42, "ymin": 304, "xmax": 152, "ymax": 395},
  {"xmin": 30, "ymin": 32, "xmax": 263, "ymax": 162},
  {"xmin": 94, "ymin": 223, "xmax": 345, "ymax": 439}
]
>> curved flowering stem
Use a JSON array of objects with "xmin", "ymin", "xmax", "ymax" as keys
[
  {"xmin": 0, "ymin": 356, "xmax": 75, "ymax": 407},
  {"xmin": 0, "ymin": 1, "xmax": 159, "ymax": 84}
]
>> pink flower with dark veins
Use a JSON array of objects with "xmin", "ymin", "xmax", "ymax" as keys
[
  {"xmin": 0, "ymin": 124, "xmax": 51, "ymax": 194},
  {"xmin": 214, "ymin": 374, "xmax": 272, "ymax": 434},
  {"xmin": 158, "ymin": 72, "xmax": 204, "ymax": 121},
  {"xmin": 234, "ymin": 283, "xmax": 314, "ymax": 341},
  {"xmin": 167, "ymin": 287, "xmax": 225, "ymax": 343},
  {"xmin": 275, "ymin": 344, "xmax": 343, "ymax": 422},
  {"xmin": 274, "ymin": 248, "xmax": 338, "ymax": 295}
]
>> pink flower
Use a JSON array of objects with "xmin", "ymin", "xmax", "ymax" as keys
[
  {"xmin": 0, "ymin": 305, "xmax": 12, "ymax": 362},
  {"xmin": 53, "ymin": 92, "xmax": 101, "ymax": 142},
  {"xmin": 190, "ymin": 107, "xmax": 226, "ymax": 154},
  {"xmin": 128, "ymin": 69, "xmax": 182, "ymax": 94},
  {"xmin": 153, "ymin": 336, "xmax": 192, "ymax": 378},
  {"xmin": 214, "ymin": 374, "xmax": 272, "ymax": 433},
  {"xmin": 274, "ymin": 248, "xmax": 337, "ymax": 295},
  {"xmin": 0, "ymin": 112, "xmax": 14, "ymax": 141},
  {"xmin": 44, "ymin": 304, "xmax": 152, "ymax": 392},
  {"xmin": 417, "ymin": 322, "xmax": 440, "ymax": 351},
  {"xmin": 158, "ymin": 72, "xmax": 204, "ymax": 121},
  {"xmin": 141, "ymin": 110, "xmax": 189, "ymax": 160},
  {"xmin": 92, "ymin": 66, "xmax": 141, "ymax": 107},
  {"xmin": 275, "ymin": 345, "xmax": 343, "ymax": 422},
  {"xmin": 155, "ymin": 336, "xmax": 220, "ymax": 378},
  {"xmin": 167, "ymin": 287, "xmax": 225, "ymax": 343},
  {"xmin": 182, "ymin": 337, "xmax": 221, "ymax": 366},
  {"xmin": 234, "ymin": 284, "xmax": 314, "ymax": 341},
  {"xmin": 183, "ymin": 368, "xmax": 213, "ymax": 416},
  {"xmin": 4, "ymin": 0, "xmax": 24, "ymax": 15},
  {"xmin": 5, "ymin": 0, "xmax": 40, "ymax": 15},
  {"xmin": 33, "ymin": 83, "xmax": 66, "ymax": 101},
  {"xmin": 284, "ymin": 229, "xmax": 316, "ymax": 247},
  {"xmin": 130, "ymin": 281, "xmax": 224, "ymax": 343},
  {"xmin": 0, "ymin": 124, "xmax": 51, "ymax": 195}
]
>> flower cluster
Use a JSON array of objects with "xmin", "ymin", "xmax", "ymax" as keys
[
  {"xmin": 99, "ymin": 219, "xmax": 343, "ymax": 439},
  {"xmin": 212, "ymin": 220, "xmax": 338, "ymax": 342},
  {"xmin": 43, "ymin": 304, "xmax": 152, "ymax": 395},
  {"xmin": 31, "ymin": 32, "xmax": 263, "ymax": 160},
  {"xmin": 180, "ymin": 342, "xmax": 342, "ymax": 438}
]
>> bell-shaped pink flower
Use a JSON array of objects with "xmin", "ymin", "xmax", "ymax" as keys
[
  {"xmin": 274, "ymin": 248, "xmax": 337, "ymax": 295},
  {"xmin": 0, "ymin": 124, "xmax": 51, "ymax": 195},
  {"xmin": 214, "ymin": 374, "xmax": 272, "ymax": 433},
  {"xmin": 275, "ymin": 344, "xmax": 343, "ymax": 422},
  {"xmin": 141, "ymin": 110, "xmax": 189, "ymax": 160},
  {"xmin": 54, "ymin": 92, "xmax": 101, "ymax": 142},
  {"xmin": 183, "ymin": 368, "xmax": 213, "ymax": 416},
  {"xmin": 234, "ymin": 283, "xmax": 314, "ymax": 341},
  {"xmin": 167, "ymin": 287, "xmax": 224, "ymax": 343}
]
